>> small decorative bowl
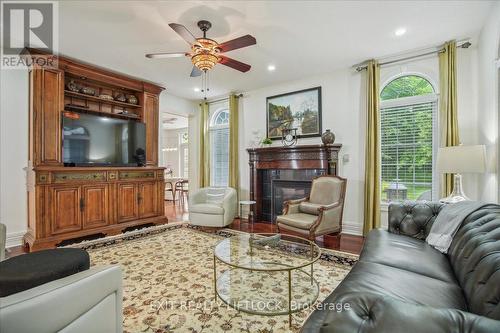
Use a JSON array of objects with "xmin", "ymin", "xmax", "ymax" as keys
[
  {"xmin": 126, "ymin": 94, "xmax": 138, "ymax": 105},
  {"xmin": 80, "ymin": 86, "xmax": 96, "ymax": 96}
]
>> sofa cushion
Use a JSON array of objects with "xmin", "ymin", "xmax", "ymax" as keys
[
  {"xmin": 330, "ymin": 261, "xmax": 467, "ymax": 310},
  {"xmin": 205, "ymin": 188, "xmax": 226, "ymax": 205},
  {"xmin": 299, "ymin": 202, "xmax": 322, "ymax": 215},
  {"xmin": 0, "ymin": 248, "xmax": 90, "ymax": 297},
  {"xmin": 388, "ymin": 201, "xmax": 444, "ymax": 240},
  {"xmin": 360, "ymin": 229, "xmax": 457, "ymax": 283},
  {"xmin": 276, "ymin": 213, "xmax": 317, "ymax": 229},
  {"xmin": 447, "ymin": 204, "xmax": 500, "ymax": 319},
  {"xmin": 303, "ymin": 292, "xmax": 500, "ymax": 333},
  {"xmin": 189, "ymin": 203, "xmax": 224, "ymax": 215}
]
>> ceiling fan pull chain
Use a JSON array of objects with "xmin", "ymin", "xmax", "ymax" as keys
[{"xmin": 201, "ymin": 72, "xmax": 204, "ymax": 93}]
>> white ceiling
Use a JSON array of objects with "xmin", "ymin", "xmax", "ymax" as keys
[{"xmin": 58, "ymin": 1, "xmax": 493, "ymax": 100}]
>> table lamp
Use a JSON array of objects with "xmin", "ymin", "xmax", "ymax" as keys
[{"xmin": 437, "ymin": 145, "xmax": 486, "ymax": 203}]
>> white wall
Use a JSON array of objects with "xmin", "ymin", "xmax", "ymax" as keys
[
  {"xmin": 238, "ymin": 48, "xmax": 480, "ymax": 235},
  {"xmin": 159, "ymin": 92, "xmax": 197, "ymax": 117},
  {"xmin": 158, "ymin": 92, "xmax": 199, "ymax": 192},
  {"xmin": 239, "ymin": 69, "xmax": 366, "ymax": 235},
  {"xmin": 160, "ymin": 127, "xmax": 188, "ymax": 176},
  {"xmin": 188, "ymin": 111, "xmax": 201, "ymax": 192},
  {"xmin": 0, "ymin": 69, "xmax": 29, "ymax": 247},
  {"xmin": 477, "ymin": 2, "xmax": 500, "ymax": 203}
]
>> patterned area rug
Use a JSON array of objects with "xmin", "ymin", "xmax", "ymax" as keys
[{"xmin": 68, "ymin": 224, "xmax": 357, "ymax": 333}]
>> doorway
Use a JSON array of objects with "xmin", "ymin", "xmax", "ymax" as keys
[{"xmin": 160, "ymin": 113, "xmax": 189, "ymax": 209}]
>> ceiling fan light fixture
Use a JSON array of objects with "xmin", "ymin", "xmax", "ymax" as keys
[
  {"xmin": 192, "ymin": 53, "xmax": 219, "ymax": 71},
  {"xmin": 191, "ymin": 38, "xmax": 221, "ymax": 71}
]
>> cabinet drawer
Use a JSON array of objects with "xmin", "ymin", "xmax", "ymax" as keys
[
  {"xmin": 53, "ymin": 172, "xmax": 107, "ymax": 183},
  {"xmin": 118, "ymin": 171, "xmax": 156, "ymax": 180}
]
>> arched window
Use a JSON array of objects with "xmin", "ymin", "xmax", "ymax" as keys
[
  {"xmin": 209, "ymin": 105, "xmax": 230, "ymax": 187},
  {"xmin": 380, "ymin": 74, "xmax": 438, "ymax": 203},
  {"xmin": 211, "ymin": 109, "xmax": 229, "ymax": 126},
  {"xmin": 381, "ymin": 75, "xmax": 434, "ymax": 100}
]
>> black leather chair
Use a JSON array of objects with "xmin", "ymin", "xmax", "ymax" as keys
[{"xmin": 302, "ymin": 201, "xmax": 500, "ymax": 333}]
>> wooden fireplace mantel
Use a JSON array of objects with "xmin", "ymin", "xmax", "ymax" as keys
[
  {"xmin": 247, "ymin": 144, "xmax": 342, "ymax": 222},
  {"xmin": 247, "ymin": 144, "xmax": 342, "ymax": 171}
]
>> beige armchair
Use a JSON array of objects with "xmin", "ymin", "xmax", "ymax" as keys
[
  {"xmin": 276, "ymin": 175, "xmax": 347, "ymax": 240},
  {"xmin": 189, "ymin": 187, "xmax": 237, "ymax": 227}
]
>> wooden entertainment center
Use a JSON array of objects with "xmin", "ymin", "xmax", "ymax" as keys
[{"xmin": 24, "ymin": 50, "xmax": 167, "ymax": 251}]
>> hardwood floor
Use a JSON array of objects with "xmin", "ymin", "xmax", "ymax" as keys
[
  {"xmin": 5, "ymin": 200, "xmax": 364, "ymax": 258},
  {"xmin": 164, "ymin": 200, "xmax": 364, "ymax": 254}
]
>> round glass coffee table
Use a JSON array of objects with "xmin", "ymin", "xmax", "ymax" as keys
[{"xmin": 213, "ymin": 233, "xmax": 321, "ymax": 327}]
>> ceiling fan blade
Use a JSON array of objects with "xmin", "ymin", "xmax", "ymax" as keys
[
  {"xmin": 190, "ymin": 66, "xmax": 203, "ymax": 77},
  {"xmin": 145, "ymin": 52, "xmax": 188, "ymax": 59},
  {"xmin": 219, "ymin": 56, "xmax": 251, "ymax": 72},
  {"xmin": 169, "ymin": 23, "xmax": 198, "ymax": 45},
  {"xmin": 218, "ymin": 35, "xmax": 256, "ymax": 53}
]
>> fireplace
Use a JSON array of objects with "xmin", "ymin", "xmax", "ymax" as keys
[
  {"xmin": 247, "ymin": 144, "xmax": 342, "ymax": 223},
  {"xmin": 271, "ymin": 179, "xmax": 313, "ymax": 222},
  {"xmin": 260, "ymin": 169, "xmax": 324, "ymax": 221}
]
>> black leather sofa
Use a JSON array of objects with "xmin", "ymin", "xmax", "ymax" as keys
[{"xmin": 302, "ymin": 201, "xmax": 500, "ymax": 333}]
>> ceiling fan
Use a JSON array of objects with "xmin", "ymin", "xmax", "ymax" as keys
[{"xmin": 145, "ymin": 20, "xmax": 256, "ymax": 78}]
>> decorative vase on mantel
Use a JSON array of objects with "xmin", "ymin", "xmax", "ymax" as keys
[{"xmin": 321, "ymin": 129, "xmax": 335, "ymax": 145}]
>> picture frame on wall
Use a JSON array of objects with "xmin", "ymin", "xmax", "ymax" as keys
[{"xmin": 266, "ymin": 86, "xmax": 322, "ymax": 140}]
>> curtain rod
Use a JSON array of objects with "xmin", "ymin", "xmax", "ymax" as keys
[
  {"xmin": 355, "ymin": 41, "xmax": 472, "ymax": 72},
  {"xmin": 201, "ymin": 93, "xmax": 243, "ymax": 105}
]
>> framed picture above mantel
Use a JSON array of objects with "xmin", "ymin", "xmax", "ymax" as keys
[{"xmin": 266, "ymin": 86, "xmax": 322, "ymax": 140}]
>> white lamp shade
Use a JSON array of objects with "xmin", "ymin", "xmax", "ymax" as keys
[{"xmin": 437, "ymin": 145, "xmax": 486, "ymax": 174}]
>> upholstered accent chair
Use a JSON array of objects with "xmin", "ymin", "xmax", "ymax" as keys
[
  {"xmin": 277, "ymin": 175, "xmax": 347, "ymax": 240},
  {"xmin": 0, "ymin": 265, "xmax": 122, "ymax": 333},
  {"xmin": 189, "ymin": 187, "xmax": 237, "ymax": 227}
]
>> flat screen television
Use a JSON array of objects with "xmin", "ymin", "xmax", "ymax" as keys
[{"xmin": 62, "ymin": 112, "xmax": 146, "ymax": 166}]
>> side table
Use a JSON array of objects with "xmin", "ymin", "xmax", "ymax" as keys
[{"xmin": 239, "ymin": 200, "xmax": 256, "ymax": 223}]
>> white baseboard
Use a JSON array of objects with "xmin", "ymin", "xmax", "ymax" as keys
[
  {"xmin": 342, "ymin": 220, "xmax": 363, "ymax": 236},
  {"xmin": 6, "ymin": 231, "xmax": 25, "ymax": 248}
]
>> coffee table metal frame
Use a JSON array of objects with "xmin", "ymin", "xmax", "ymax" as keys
[{"xmin": 213, "ymin": 233, "xmax": 321, "ymax": 327}]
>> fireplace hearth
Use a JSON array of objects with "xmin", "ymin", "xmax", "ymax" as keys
[{"xmin": 247, "ymin": 144, "xmax": 342, "ymax": 223}]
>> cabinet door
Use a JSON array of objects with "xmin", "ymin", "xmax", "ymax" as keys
[
  {"xmin": 32, "ymin": 68, "xmax": 64, "ymax": 166},
  {"xmin": 143, "ymin": 93, "xmax": 159, "ymax": 166},
  {"xmin": 82, "ymin": 184, "xmax": 109, "ymax": 229},
  {"xmin": 117, "ymin": 183, "xmax": 138, "ymax": 223},
  {"xmin": 49, "ymin": 186, "xmax": 81, "ymax": 235},
  {"xmin": 138, "ymin": 181, "xmax": 159, "ymax": 218}
]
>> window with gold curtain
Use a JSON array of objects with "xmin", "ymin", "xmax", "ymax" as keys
[
  {"xmin": 228, "ymin": 94, "xmax": 239, "ymax": 192},
  {"xmin": 439, "ymin": 40, "xmax": 459, "ymax": 197},
  {"xmin": 363, "ymin": 60, "xmax": 381, "ymax": 235}
]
